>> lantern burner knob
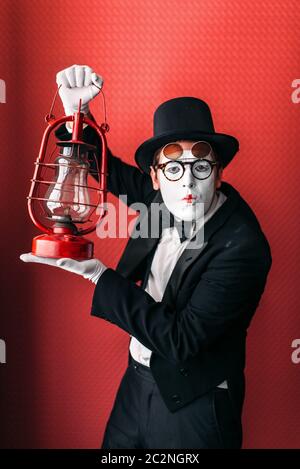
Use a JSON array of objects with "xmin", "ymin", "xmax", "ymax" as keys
[{"xmin": 52, "ymin": 221, "xmax": 79, "ymax": 235}]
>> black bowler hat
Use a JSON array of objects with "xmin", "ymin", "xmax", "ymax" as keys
[{"xmin": 135, "ymin": 97, "xmax": 239, "ymax": 174}]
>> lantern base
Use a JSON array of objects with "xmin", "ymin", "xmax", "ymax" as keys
[{"xmin": 32, "ymin": 233, "xmax": 93, "ymax": 260}]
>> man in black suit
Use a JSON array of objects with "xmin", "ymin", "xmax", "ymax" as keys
[{"xmin": 21, "ymin": 65, "xmax": 272, "ymax": 449}]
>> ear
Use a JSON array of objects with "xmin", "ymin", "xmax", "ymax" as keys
[
  {"xmin": 150, "ymin": 165, "xmax": 160, "ymax": 190},
  {"xmin": 216, "ymin": 166, "xmax": 223, "ymax": 189}
]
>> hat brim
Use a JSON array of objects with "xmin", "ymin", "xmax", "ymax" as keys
[{"xmin": 135, "ymin": 130, "xmax": 239, "ymax": 174}]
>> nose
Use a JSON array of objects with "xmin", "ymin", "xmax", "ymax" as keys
[
  {"xmin": 183, "ymin": 181, "xmax": 195, "ymax": 188},
  {"xmin": 181, "ymin": 164, "xmax": 196, "ymax": 188}
]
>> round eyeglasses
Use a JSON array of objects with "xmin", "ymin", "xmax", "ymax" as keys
[
  {"xmin": 156, "ymin": 159, "xmax": 218, "ymax": 181},
  {"xmin": 154, "ymin": 141, "xmax": 219, "ymax": 181}
]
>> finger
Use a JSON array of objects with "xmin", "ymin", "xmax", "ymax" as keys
[
  {"xmin": 20, "ymin": 253, "xmax": 37, "ymax": 262},
  {"xmin": 83, "ymin": 65, "xmax": 93, "ymax": 86},
  {"xmin": 91, "ymin": 72, "xmax": 103, "ymax": 89},
  {"xmin": 65, "ymin": 65, "xmax": 77, "ymax": 88},
  {"xmin": 56, "ymin": 69, "xmax": 70, "ymax": 88},
  {"xmin": 79, "ymin": 86, "xmax": 100, "ymax": 103},
  {"xmin": 19, "ymin": 253, "xmax": 58, "ymax": 266},
  {"xmin": 89, "ymin": 73, "xmax": 103, "ymax": 99},
  {"xmin": 75, "ymin": 65, "xmax": 85, "ymax": 88}
]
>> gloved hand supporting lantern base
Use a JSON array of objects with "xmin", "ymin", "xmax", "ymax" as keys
[{"xmin": 20, "ymin": 253, "xmax": 107, "ymax": 284}]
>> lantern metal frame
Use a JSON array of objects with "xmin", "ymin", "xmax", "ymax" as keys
[{"xmin": 26, "ymin": 93, "xmax": 109, "ymax": 260}]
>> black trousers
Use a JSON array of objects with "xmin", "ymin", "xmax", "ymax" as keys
[{"xmin": 101, "ymin": 354, "xmax": 242, "ymax": 449}]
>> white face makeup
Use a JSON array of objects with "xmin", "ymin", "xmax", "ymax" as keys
[{"xmin": 153, "ymin": 141, "xmax": 220, "ymax": 222}]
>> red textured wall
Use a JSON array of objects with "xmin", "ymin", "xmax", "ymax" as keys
[{"xmin": 0, "ymin": 0, "xmax": 299, "ymax": 448}]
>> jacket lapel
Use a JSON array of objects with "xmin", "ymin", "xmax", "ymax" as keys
[{"xmin": 115, "ymin": 190, "xmax": 163, "ymax": 279}]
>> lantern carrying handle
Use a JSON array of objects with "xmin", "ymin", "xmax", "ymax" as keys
[{"xmin": 46, "ymin": 84, "xmax": 109, "ymax": 132}]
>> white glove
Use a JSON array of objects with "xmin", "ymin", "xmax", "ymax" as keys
[
  {"xmin": 56, "ymin": 64, "xmax": 103, "ymax": 116},
  {"xmin": 19, "ymin": 253, "xmax": 107, "ymax": 284}
]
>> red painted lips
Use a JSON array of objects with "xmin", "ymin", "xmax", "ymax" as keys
[{"xmin": 182, "ymin": 194, "xmax": 197, "ymax": 202}]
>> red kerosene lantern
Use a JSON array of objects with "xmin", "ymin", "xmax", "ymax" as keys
[{"xmin": 27, "ymin": 90, "xmax": 108, "ymax": 260}]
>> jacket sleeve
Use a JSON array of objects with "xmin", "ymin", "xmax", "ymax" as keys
[
  {"xmin": 90, "ymin": 236, "xmax": 272, "ymax": 364},
  {"xmin": 55, "ymin": 123, "xmax": 155, "ymax": 206}
]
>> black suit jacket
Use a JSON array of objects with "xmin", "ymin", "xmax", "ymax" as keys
[{"xmin": 55, "ymin": 125, "xmax": 272, "ymax": 415}]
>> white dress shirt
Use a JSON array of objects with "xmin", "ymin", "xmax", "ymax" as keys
[{"xmin": 129, "ymin": 189, "xmax": 228, "ymax": 388}]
